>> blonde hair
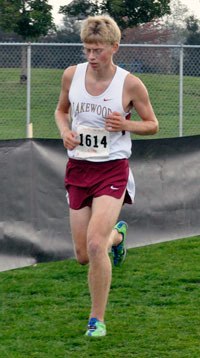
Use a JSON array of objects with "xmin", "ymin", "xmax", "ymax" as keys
[{"xmin": 80, "ymin": 15, "xmax": 121, "ymax": 45}]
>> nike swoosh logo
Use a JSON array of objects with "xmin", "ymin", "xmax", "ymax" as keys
[
  {"xmin": 110, "ymin": 185, "xmax": 119, "ymax": 190},
  {"xmin": 103, "ymin": 98, "xmax": 112, "ymax": 101}
]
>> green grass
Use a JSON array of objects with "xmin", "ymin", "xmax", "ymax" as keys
[
  {"xmin": 0, "ymin": 236, "xmax": 200, "ymax": 357},
  {"xmin": 0, "ymin": 68, "xmax": 200, "ymax": 139}
]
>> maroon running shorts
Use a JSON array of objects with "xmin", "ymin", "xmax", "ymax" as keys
[{"xmin": 65, "ymin": 158, "xmax": 131, "ymax": 209}]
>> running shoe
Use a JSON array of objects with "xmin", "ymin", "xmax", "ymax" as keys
[
  {"xmin": 112, "ymin": 220, "xmax": 128, "ymax": 267},
  {"xmin": 85, "ymin": 317, "xmax": 106, "ymax": 337}
]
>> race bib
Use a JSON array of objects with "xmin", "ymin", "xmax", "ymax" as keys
[{"xmin": 74, "ymin": 125, "xmax": 110, "ymax": 159}]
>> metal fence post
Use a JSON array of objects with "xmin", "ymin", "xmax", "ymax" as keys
[
  {"xmin": 179, "ymin": 45, "xmax": 184, "ymax": 137},
  {"xmin": 26, "ymin": 43, "xmax": 32, "ymax": 138}
]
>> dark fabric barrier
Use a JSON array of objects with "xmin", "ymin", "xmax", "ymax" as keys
[{"xmin": 0, "ymin": 136, "xmax": 199, "ymax": 272}]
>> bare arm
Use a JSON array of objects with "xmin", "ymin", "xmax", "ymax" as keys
[
  {"xmin": 105, "ymin": 74, "xmax": 159, "ymax": 135},
  {"xmin": 55, "ymin": 66, "xmax": 80, "ymax": 150}
]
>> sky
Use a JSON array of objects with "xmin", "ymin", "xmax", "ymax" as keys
[
  {"xmin": 49, "ymin": 0, "xmax": 200, "ymax": 25},
  {"xmin": 49, "ymin": 0, "xmax": 71, "ymax": 25}
]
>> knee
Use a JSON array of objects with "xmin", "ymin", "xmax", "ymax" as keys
[{"xmin": 87, "ymin": 239, "xmax": 104, "ymax": 259}]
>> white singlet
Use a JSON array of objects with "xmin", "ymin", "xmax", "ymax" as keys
[{"xmin": 68, "ymin": 62, "xmax": 132, "ymax": 162}]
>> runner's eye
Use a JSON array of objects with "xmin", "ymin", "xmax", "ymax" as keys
[{"xmin": 82, "ymin": 48, "xmax": 104, "ymax": 57}]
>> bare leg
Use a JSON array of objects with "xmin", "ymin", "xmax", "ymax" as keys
[
  {"xmin": 87, "ymin": 193, "xmax": 125, "ymax": 322},
  {"xmin": 108, "ymin": 227, "xmax": 123, "ymax": 248},
  {"xmin": 69, "ymin": 206, "xmax": 91, "ymax": 265},
  {"xmin": 69, "ymin": 193, "xmax": 125, "ymax": 323}
]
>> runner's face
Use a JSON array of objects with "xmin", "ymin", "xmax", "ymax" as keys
[{"xmin": 83, "ymin": 43, "xmax": 118, "ymax": 69}]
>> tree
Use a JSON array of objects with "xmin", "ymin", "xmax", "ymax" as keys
[
  {"xmin": 122, "ymin": 20, "xmax": 172, "ymax": 44},
  {"xmin": 185, "ymin": 15, "xmax": 200, "ymax": 45},
  {"xmin": 0, "ymin": 0, "xmax": 54, "ymax": 40},
  {"xmin": 0, "ymin": 0, "xmax": 55, "ymax": 82},
  {"xmin": 59, "ymin": 0, "xmax": 171, "ymax": 30},
  {"xmin": 161, "ymin": 0, "xmax": 189, "ymax": 44},
  {"xmin": 60, "ymin": 0, "xmax": 99, "ymax": 20},
  {"xmin": 57, "ymin": 15, "xmax": 81, "ymax": 43}
]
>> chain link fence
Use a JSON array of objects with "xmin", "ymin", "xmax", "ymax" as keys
[{"xmin": 0, "ymin": 43, "xmax": 200, "ymax": 140}]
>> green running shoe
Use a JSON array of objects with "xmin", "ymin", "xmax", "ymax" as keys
[
  {"xmin": 112, "ymin": 220, "xmax": 128, "ymax": 267},
  {"xmin": 85, "ymin": 318, "xmax": 106, "ymax": 337}
]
